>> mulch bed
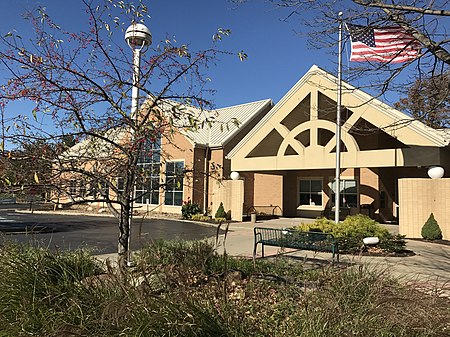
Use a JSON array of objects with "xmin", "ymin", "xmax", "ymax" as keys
[{"xmin": 360, "ymin": 248, "xmax": 415, "ymax": 257}]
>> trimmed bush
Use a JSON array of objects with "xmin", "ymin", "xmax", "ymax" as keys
[
  {"xmin": 295, "ymin": 214, "xmax": 406, "ymax": 254},
  {"xmin": 181, "ymin": 200, "xmax": 202, "ymax": 219},
  {"xmin": 296, "ymin": 217, "xmax": 335, "ymax": 233},
  {"xmin": 214, "ymin": 202, "xmax": 226, "ymax": 219},
  {"xmin": 335, "ymin": 214, "xmax": 391, "ymax": 241},
  {"xmin": 191, "ymin": 214, "xmax": 211, "ymax": 222},
  {"xmin": 421, "ymin": 213, "xmax": 442, "ymax": 240}
]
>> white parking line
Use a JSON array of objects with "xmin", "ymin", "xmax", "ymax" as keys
[{"xmin": 0, "ymin": 216, "xmax": 15, "ymax": 223}]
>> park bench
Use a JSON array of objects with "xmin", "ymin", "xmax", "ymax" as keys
[{"xmin": 253, "ymin": 227, "xmax": 339, "ymax": 262}]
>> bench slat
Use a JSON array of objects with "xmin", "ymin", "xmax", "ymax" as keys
[{"xmin": 253, "ymin": 227, "xmax": 339, "ymax": 262}]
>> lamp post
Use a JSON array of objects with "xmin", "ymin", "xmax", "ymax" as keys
[{"xmin": 125, "ymin": 23, "xmax": 152, "ymax": 266}]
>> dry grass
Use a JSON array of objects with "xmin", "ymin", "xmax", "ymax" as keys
[{"xmin": 0, "ymin": 239, "xmax": 448, "ymax": 336}]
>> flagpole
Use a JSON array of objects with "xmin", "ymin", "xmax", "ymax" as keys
[{"xmin": 335, "ymin": 12, "xmax": 343, "ymax": 224}]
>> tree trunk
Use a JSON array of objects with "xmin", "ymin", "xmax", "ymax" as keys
[{"xmin": 118, "ymin": 202, "xmax": 131, "ymax": 258}]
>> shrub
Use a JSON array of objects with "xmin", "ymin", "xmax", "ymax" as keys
[
  {"xmin": 378, "ymin": 234, "xmax": 407, "ymax": 253},
  {"xmin": 296, "ymin": 217, "xmax": 335, "ymax": 233},
  {"xmin": 181, "ymin": 200, "xmax": 202, "ymax": 219},
  {"xmin": 191, "ymin": 214, "xmax": 211, "ymax": 222},
  {"xmin": 225, "ymin": 209, "xmax": 232, "ymax": 221},
  {"xmin": 421, "ymin": 213, "xmax": 442, "ymax": 240},
  {"xmin": 214, "ymin": 202, "xmax": 226, "ymax": 219},
  {"xmin": 295, "ymin": 215, "xmax": 406, "ymax": 254},
  {"xmin": 335, "ymin": 214, "xmax": 391, "ymax": 241}
]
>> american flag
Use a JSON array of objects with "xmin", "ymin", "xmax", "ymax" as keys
[{"xmin": 347, "ymin": 24, "xmax": 421, "ymax": 63}]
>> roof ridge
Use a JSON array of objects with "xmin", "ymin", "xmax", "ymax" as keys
[{"xmin": 213, "ymin": 98, "xmax": 272, "ymax": 112}]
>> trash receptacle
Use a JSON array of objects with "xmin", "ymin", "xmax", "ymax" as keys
[{"xmin": 250, "ymin": 213, "xmax": 257, "ymax": 223}]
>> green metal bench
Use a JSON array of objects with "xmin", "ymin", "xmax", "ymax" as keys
[{"xmin": 253, "ymin": 227, "xmax": 339, "ymax": 262}]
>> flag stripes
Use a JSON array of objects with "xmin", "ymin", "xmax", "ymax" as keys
[{"xmin": 348, "ymin": 25, "xmax": 421, "ymax": 63}]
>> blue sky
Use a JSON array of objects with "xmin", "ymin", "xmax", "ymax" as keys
[{"xmin": 0, "ymin": 0, "xmax": 337, "ymax": 110}]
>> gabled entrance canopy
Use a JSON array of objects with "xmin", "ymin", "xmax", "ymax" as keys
[{"xmin": 228, "ymin": 65, "xmax": 449, "ymax": 172}]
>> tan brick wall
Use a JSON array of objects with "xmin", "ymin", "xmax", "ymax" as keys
[
  {"xmin": 399, "ymin": 178, "xmax": 450, "ymax": 240},
  {"xmin": 253, "ymin": 173, "xmax": 283, "ymax": 208},
  {"xmin": 359, "ymin": 168, "xmax": 379, "ymax": 206},
  {"xmin": 211, "ymin": 180, "xmax": 244, "ymax": 221}
]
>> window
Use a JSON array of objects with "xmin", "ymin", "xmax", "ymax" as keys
[
  {"xmin": 299, "ymin": 179, "xmax": 323, "ymax": 206},
  {"xmin": 379, "ymin": 191, "xmax": 386, "ymax": 209},
  {"xmin": 117, "ymin": 177, "xmax": 124, "ymax": 194},
  {"xmin": 78, "ymin": 181, "xmax": 87, "ymax": 197},
  {"xmin": 331, "ymin": 179, "xmax": 358, "ymax": 208},
  {"xmin": 134, "ymin": 136, "xmax": 161, "ymax": 204},
  {"xmin": 68, "ymin": 181, "xmax": 77, "ymax": 195},
  {"xmin": 164, "ymin": 161, "xmax": 184, "ymax": 206}
]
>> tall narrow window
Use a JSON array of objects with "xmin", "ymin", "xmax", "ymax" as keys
[
  {"xmin": 134, "ymin": 136, "xmax": 161, "ymax": 204},
  {"xmin": 299, "ymin": 179, "xmax": 323, "ymax": 206},
  {"xmin": 165, "ymin": 161, "xmax": 184, "ymax": 206},
  {"xmin": 331, "ymin": 179, "xmax": 358, "ymax": 208}
]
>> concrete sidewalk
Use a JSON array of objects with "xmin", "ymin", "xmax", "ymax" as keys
[
  {"xmin": 212, "ymin": 218, "xmax": 450, "ymax": 286},
  {"xmin": 96, "ymin": 216, "xmax": 450, "ymax": 289}
]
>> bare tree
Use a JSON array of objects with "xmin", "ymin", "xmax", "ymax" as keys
[
  {"xmin": 0, "ymin": 0, "xmax": 240, "ymax": 264},
  {"xmin": 233, "ymin": 0, "xmax": 449, "ymax": 103},
  {"xmin": 395, "ymin": 71, "xmax": 450, "ymax": 128}
]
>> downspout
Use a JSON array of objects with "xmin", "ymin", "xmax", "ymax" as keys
[
  {"xmin": 203, "ymin": 113, "xmax": 211, "ymax": 215},
  {"xmin": 203, "ymin": 145, "xmax": 209, "ymax": 215}
]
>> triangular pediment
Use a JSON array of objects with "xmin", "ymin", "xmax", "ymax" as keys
[{"xmin": 228, "ymin": 65, "xmax": 448, "ymax": 172}]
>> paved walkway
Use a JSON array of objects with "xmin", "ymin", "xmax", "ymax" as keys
[
  {"xmin": 8, "ymin": 206, "xmax": 448, "ymax": 292},
  {"xmin": 210, "ymin": 218, "xmax": 450, "ymax": 289},
  {"xmin": 95, "ymin": 217, "xmax": 450, "ymax": 290}
]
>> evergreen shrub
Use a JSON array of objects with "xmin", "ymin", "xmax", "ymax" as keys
[
  {"xmin": 295, "ymin": 214, "xmax": 406, "ymax": 253},
  {"xmin": 421, "ymin": 213, "xmax": 442, "ymax": 240},
  {"xmin": 215, "ymin": 202, "xmax": 226, "ymax": 219},
  {"xmin": 181, "ymin": 200, "xmax": 202, "ymax": 219}
]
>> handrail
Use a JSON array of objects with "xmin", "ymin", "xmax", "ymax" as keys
[{"xmin": 245, "ymin": 205, "xmax": 282, "ymax": 216}]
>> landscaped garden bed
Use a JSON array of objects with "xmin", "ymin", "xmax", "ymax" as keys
[
  {"xmin": 0, "ymin": 238, "xmax": 448, "ymax": 336},
  {"xmin": 294, "ymin": 214, "xmax": 412, "ymax": 256}
]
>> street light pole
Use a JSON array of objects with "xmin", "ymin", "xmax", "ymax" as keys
[{"xmin": 125, "ymin": 23, "xmax": 152, "ymax": 267}]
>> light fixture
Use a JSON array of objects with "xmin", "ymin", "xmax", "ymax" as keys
[
  {"xmin": 427, "ymin": 166, "xmax": 445, "ymax": 179},
  {"xmin": 230, "ymin": 171, "xmax": 240, "ymax": 180},
  {"xmin": 125, "ymin": 23, "xmax": 152, "ymax": 50}
]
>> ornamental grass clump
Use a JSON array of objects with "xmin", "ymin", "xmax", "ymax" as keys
[
  {"xmin": 0, "ymin": 241, "xmax": 102, "ymax": 335},
  {"xmin": 421, "ymin": 213, "xmax": 443, "ymax": 240}
]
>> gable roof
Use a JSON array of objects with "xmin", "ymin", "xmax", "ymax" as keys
[
  {"xmin": 228, "ymin": 65, "xmax": 449, "ymax": 160},
  {"xmin": 182, "ymin": 99, "xmax": 273, "ymax": 147},
  {"xmin": 60, "ymin": 128, "xmax": 127, "ymax": 161},
  {"xmin": 61, "ymin": 98, "xmax": 273, "ymax": 160}
]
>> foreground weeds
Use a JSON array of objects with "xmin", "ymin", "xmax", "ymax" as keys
[{"xmin": 0, "ymin": 239, "xmax": 448, "ymax": 336}]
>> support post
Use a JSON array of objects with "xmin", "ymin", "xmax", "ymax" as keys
[{"xmin": 334, "ymin": 12, "xmax": 344, "ymax": 224}]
